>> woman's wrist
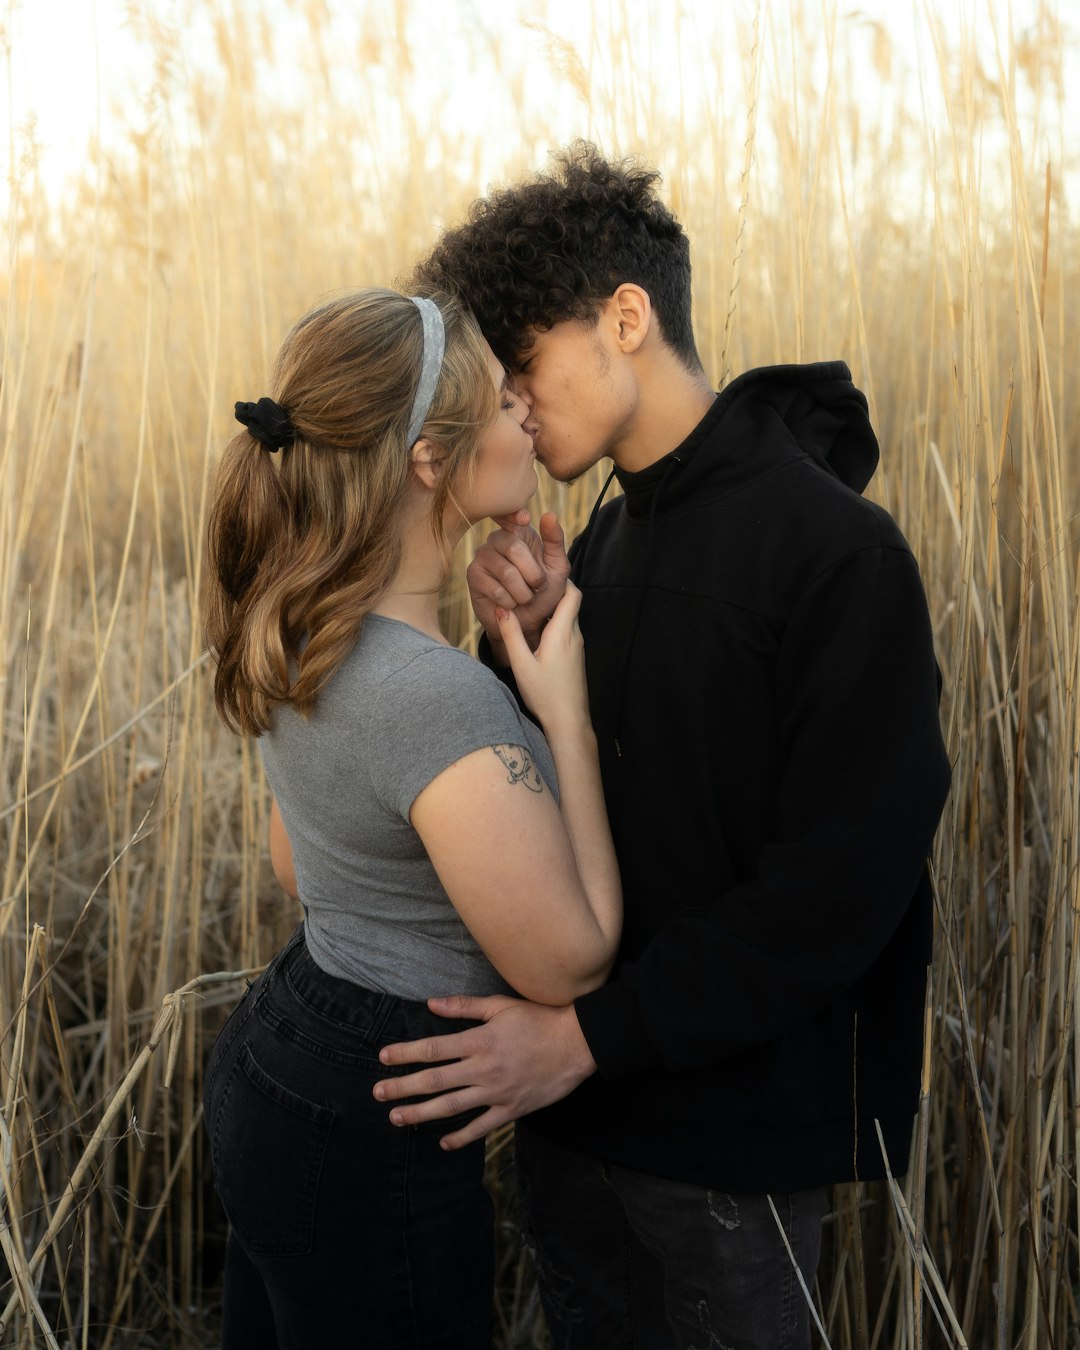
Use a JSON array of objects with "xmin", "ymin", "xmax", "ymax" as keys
[{"xmin": 541, "ymin": 713, "xmax": 596, "ymax": 747}]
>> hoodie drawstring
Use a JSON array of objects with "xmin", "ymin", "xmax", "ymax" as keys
[{"xmin": 571, "ymin": 465, "xmax": 618, "ymax": 578}]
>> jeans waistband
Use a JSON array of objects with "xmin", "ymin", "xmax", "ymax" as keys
[{"xmin": 260, "ymin": 922, "xmax": 475, "ymax": 1049}]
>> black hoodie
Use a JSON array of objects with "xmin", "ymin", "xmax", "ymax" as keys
[{"xmin": 525, "ymin": 361, "xmax": 952, "ymax": 1192}]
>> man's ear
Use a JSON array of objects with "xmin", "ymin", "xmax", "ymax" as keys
[
  {"xmin": 410, "ymin": 438, "xmax": 444, "ymax": 490},
  {"xmin": 610, "ymin": 284, "xmax": 652, "ymax": 354}
]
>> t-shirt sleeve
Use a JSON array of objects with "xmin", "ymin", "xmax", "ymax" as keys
[{"xmin": 366, "ymin": 647, "xmax": 534, "ymax": 819}]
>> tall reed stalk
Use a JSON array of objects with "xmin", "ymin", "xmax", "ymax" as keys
[{"xmin": 1, "ymin": 2, "xmax": 1076, "ymax": 1344}]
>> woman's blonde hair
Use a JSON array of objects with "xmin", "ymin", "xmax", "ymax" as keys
[{"xmin": 205, "ymin": 288, "xmax": 497, "ymax": 736}]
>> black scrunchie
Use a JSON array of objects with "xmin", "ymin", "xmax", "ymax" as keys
[{"xmin": 234, "ymin": 397, "xmax": 296, "ymax": 452}]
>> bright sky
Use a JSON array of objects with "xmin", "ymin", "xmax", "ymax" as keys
[{"xmin": 3, "ymin": 0, "xmax": 1077, "ymax": 210}]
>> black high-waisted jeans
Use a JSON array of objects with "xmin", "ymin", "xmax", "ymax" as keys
[{"xmin": 203, "ymin": 926, "xmax": 493, "ymax": 1349}]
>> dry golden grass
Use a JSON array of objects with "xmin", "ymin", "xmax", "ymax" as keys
[{"xmin": 1, "ymin": 1, "xmax": 1078, "ymax": 1345}]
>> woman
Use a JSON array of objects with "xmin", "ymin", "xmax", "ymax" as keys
[{"xmin": 201, "ymin": 289, "xmax": 621, "ymax": 1349}]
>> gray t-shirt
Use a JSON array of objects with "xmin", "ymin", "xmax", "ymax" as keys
[{"xmin": 259, "ymin": 615, "xmax": 558, "ymax": 999}]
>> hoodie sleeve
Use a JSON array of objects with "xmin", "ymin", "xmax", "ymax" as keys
[{"xmin": 573, "ymin": 542, "xmax": 951, "ymax": 1077}]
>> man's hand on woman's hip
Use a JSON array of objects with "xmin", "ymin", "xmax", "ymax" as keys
[{"xmin": 374, "ymin": 995, "xmax": 596, "ymax": 1149}]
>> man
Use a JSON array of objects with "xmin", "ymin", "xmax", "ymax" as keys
[{"xmin": 374, "ymin": 144, "xmax": 951, "ymax": 1348}]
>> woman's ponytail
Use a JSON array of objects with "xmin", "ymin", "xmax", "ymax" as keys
[{"xmin": 204, "ymin": 430, "xmax": 293, "ymax": 733}]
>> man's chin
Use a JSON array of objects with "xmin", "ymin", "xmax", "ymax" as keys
[{"xmin": 536, "ymin": 450, "xmax": 596, "ymax": 486}]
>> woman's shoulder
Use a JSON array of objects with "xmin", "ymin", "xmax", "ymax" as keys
[
  {"xmin": 355, "ymin": 616, "xmax": 489, "ymax": 688},
  {"xmin": 353, "ymin": 620, "xmax": 543, "ymax": 814},
  {"xmin": 338, "ymin": 616, "xmax": 512, "ymax": 719}
]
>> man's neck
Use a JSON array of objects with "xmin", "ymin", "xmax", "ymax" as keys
[{"xmin": 608, "ymin": 358, "xmax": 717, "ymax": 474}]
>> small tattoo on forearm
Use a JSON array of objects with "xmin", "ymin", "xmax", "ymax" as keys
[{"xmin": 493, "ymin": 744, "xmax": 543, "ymax": 792}]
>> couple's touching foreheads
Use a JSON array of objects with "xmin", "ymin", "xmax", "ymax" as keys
[{"xmin": 202, "ymin": 143, "xmax": 950, "ymax": 1350}]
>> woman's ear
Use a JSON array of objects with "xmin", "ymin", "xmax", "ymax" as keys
[{"xmin": 409, "ymin": 438, "xmax": 444, "ymax": 491}]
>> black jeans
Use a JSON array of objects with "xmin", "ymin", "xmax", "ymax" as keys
[
  {"xmin": 516, "ymin": 1124, "xmax": 829, "ymax": 1350},
  {"xmin": 203, "ymin": 927, "xmax": 493, "ymax": 1349}
]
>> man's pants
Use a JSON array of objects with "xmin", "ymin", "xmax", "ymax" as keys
[{"xmin": 515, "ymin": 1125, "xmax": 829, "ymax": 1350}]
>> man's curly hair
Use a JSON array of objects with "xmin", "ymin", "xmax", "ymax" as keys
[{"xmin": 412, "ymin": 142, "xmax": 701, "ymax": 372}]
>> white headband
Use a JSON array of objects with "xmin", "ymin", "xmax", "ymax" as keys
[{"xmin": 406, "ymin": 296, "xmax": 446, "ymax": 445}]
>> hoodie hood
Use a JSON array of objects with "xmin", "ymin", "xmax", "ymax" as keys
[{"xmin": 613, "ymin": 361, "xmax": 879, "ymax": 517}]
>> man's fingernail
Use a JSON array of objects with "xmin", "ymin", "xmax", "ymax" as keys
[
  {"xmin": 431, "ymin": 996, "xmax": 448, "ymax": 1007},
  {"xmin": 373, "ymin": 1084, "xmax": 385, "ymax": 1100},
  {"xmin": 495, "ymin": 609, "xmax": 508, "ymax": 622},
  {"xmin": 390, "ymin": 1111, "xmax": 403, "ymax": 1125}
]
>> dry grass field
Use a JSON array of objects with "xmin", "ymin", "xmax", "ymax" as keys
[{"xmin": 1, "ymin": 1, "xmax": 1077, "ymax": 1345}]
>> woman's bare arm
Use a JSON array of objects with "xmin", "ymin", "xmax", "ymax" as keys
[
  {"xmin": 410, "ymin": 739, "xmax": 619, "ymax": 1005},
  {"xmin": 269, "ymin": 796, "xmax": 299, "ymax": 900},
  {"xmin": 411, "ymin": 586, "xmax": 621, "ymax": 1006}
]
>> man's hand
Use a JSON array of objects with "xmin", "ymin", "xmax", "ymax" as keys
[
  {"xmin": 373, "ymin": 994, "xmax": 596, "ymax": 1149},
  {"xmin": 467, "ymin": 511, "xmax": 571, "ymax": 663}
]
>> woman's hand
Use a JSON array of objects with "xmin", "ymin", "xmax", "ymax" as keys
[{"xmin": 497, "ymin": 582, "xmax": 588, "ymax": 737}]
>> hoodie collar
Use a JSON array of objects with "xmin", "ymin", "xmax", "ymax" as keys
[
  {"xmin": 612, "ymin": 360, "xmax": 878, "ymax": 521},
  {"xmin": 613, "ymin": 390, "xmax": 723, "ymax": 519}
]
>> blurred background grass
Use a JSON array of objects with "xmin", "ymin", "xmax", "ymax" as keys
[{"xmin": 1, "ymin": 0, "xmax": 1078, "ymax": 1344}]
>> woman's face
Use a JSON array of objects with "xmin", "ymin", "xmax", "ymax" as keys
[{"xmin": 454, "ymin": 342, "xmax": 537, "ymax": 523}]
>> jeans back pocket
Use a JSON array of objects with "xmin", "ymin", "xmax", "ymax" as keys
[{"xmin": 211, "ymin": 1039, "xmax": 335, "ymax": 1257}]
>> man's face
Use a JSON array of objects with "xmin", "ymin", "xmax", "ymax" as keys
[{"xmin": 511, "ymin": 306, "xmax": 631, "ymax": 482}]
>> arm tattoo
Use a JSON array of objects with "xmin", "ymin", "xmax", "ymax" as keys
[{"xmin": 492, "ymin": 744, "xmax": 544, "ymax": 793}]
